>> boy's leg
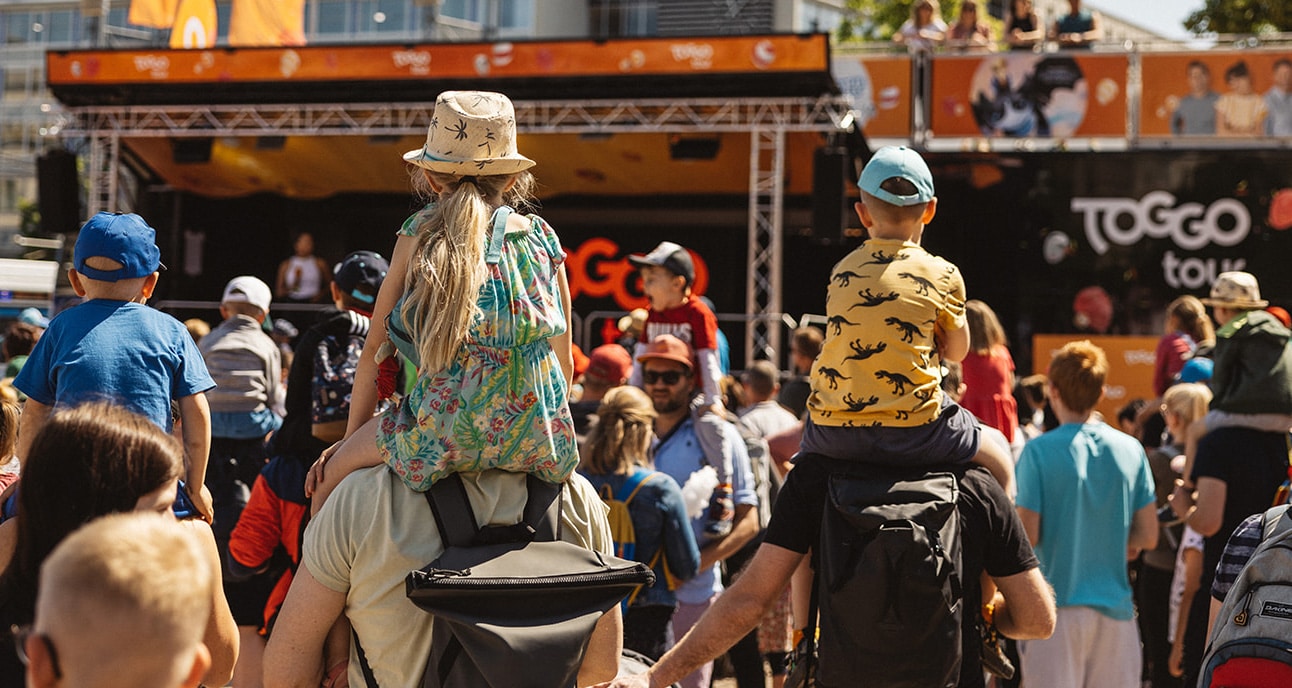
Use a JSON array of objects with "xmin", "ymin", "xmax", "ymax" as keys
[{"xmin": 306, "ymin": 415, "xmax": 383, "ymax": 514}]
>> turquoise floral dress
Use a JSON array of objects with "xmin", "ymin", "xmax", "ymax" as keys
[{"xmin": 377, "ymin": 206, "xmax": 577, "ymax": 490}]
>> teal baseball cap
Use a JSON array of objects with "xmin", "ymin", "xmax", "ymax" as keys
[{"xmin": 858, "ymin": 146, "xmax": 935, "ymax": 207}]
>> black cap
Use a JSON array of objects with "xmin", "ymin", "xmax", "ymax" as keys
[
  {"xmin": 628, "ymin": 241, "xmax": 695, "ymax": 284},
  {"xmin": 333, "ymin": 251, "xmax": 389, "ymax": 304}
]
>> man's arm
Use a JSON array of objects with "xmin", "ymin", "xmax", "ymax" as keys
[
  {"xmin": 1016, "ymin": 506, "xmax": 1041, "ymax": 546},
  {"xmin": 990, "ymin": 567, "xmax": 1055, "ymax": 640},
  {"xmin": 700, "ymin": 503, "xmax": 758, "ymax": 570},
  {"xmin": 15, "ymin": 397, "xmax": 51, "ymax": 467},
  {"xmin": 1186, "ymin": 477, "xmax": 1227, "ymax": 538},
  {"xmin": 1127, "ymin": 501, "xmax": 1160, "ymax": 553},
  {"xmin": 594, "ymin": 543, "xmax": 805, "ymax": 688},
  {"xmin": 264, "ymin": 562, "xmax": 347, "ymax": 688},
  {"xmin": 578, "ymin": 604, "xmax": 623, "ymax": 687}
]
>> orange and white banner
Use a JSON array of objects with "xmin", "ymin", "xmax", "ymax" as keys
[
  {"xmin": 1032, "ymin": 335, "xmax": 1158, "ymax": 423},
  {"xmin": 169, "ymin": 0, "xmax": 216, "ymax": 49},
  {"xmin": 228, "ymin": 0, "xmax": 306, "ymax": 47},
  {"xmin": 128, "ymin": 0, "xmax": 178, "ymax": 29}
]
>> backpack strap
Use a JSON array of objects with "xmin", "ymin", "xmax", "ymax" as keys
[
  {"xmin": 484, "ymin": 206, "xmax": 513, "ymax": 265},
  {"xmin": 425, "ymin": 473, "xmax": 562, "ymax": 546},
  {"xmin": 1261, "ymin": 504, "xmax": 1292, "ymax": 541},
  {"xmin": 615, "ymin": 468, "xmax": 658, "ymax": 505},
  {"xmin": 426, "ymin": 473, "xmax": 479, "ymax": 548},
  {"xmin": 352, "ymin": 628, "xmax": 379, "ymax": 688},
  {"xmin": 522, "ymin": 474, "xmax": 563, "ymax": 542}
]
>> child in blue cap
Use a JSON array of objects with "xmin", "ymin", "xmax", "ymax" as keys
[
  {"xmin": 799, "ymin": 146, "xmax": 1014, "ymax": 492},
  {"xmin": 13, "ymin": 211, "xmax": 216, "ymax": 519}
]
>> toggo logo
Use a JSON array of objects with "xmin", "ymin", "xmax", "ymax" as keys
[{"xmin": 1071, "ymin": 191, "xmax": 1250, "ymax": 256}]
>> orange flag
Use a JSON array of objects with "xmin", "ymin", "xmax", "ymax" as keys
[
  {"xmin": 228, "ymin": 0, "xmax": 306, "ymax": 47},
  {"xmin": 169, "ymin": 0, "xmax": 217, "ymax": 49},
  {"xmin": 128, "ymin": 0, "xmax": 179, "ymax": 29}
]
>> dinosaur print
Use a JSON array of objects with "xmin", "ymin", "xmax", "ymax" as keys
[
  {"xmin": 860, "ymin": 250, "xmax": 906, "ymax": 267},
  {"xmin": 827, "ymin": 314, "xmax": 857, "ymax": 335},
  {"xmin": 818, "ymin": 367, "xmax": 850, "ymax": 390},
  {"xmin": 899, "ymin": 272, "xmax": 938, "ymax": 296},
  {"xmin": 884, "ymin": 316, "xmax": 924, "ymax": 343},
  {"xmin": 875, "ymin": 370, "xmax": 917, "ymax": 395},
  {"xmin": 913, "ymin": 387, "xmax": 935, "ymax": 404},
  {"xmin": 842, "ymin": 393, "xmax": 880, "ymax": 413},
  {"xmin": 895, "ymin": 409, "xmax": 910, "ymax": 421},
  {"xmin": 849, "ymin": 289, "xmax": 902, "ymax": 309},
  {"xmin": 845, "ymin": 339, "xmax": 887, "ymax": 361},
  {"xmin": 832, "ymin": 270, "xmax": 864, "ymax": 287}
]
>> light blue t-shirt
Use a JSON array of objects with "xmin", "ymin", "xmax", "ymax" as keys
[
  {"xmin": 1015, "ymin": 421, "xmax": 1155, "ymax": 620},
  {"xmin": 13, "ymin": 299, "xmax": 215, "ymax": 432},
  {"xmin": 652, "ymin": 412, "xmax": 757, "ymax": 605}
]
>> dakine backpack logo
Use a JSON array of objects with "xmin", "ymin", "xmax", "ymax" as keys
[
  {"xmin": 814, "ymin": 467, "xmax": 963, "ymax": 688},
  {"xmin": 1199, "ymin": 504, "xmax": 1292, "ymax": 688}
]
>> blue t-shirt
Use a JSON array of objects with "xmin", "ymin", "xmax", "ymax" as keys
[
  {"xmin": 1015, "ymin": 421, "xmax": 1155, "ymax": 620},
  {"xmin": 14, "ymin": 299, "xmax": 215, "ymax": 432},
  {"xmin": 652, "ymin": 412, "xmax": 758, "ymax": 605}
]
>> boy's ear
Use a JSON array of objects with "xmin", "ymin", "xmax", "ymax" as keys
[
  {"xmin": 140, "ymin": 272, "xmax": 160, "ymax": 299},
  {"xmin": 68, "ymin": 268, "xmax": 88, "ymax": 297},
  {"xmin": 180, "ymin": 643, "xmax": 212, "ymax": 688},
  {"xmin": 921, "ymin": 197, "xmax": 939, "ymax": 224},
  {"xmin": 854, "ymin": 201, "xmax": 874, "ymax": 228},
  {"xmin": 25, "ymin": 633, "xmax": 58, "ymax": 688}
]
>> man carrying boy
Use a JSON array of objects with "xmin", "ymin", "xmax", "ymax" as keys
[
  {"xmin": 13, "ymin": 211, "xmax": 214, "ymax": 516},
  {"xmin": 199, "ymin": 274, "xmax": 282, "ymax": 678},
  {"xmin": 800, "ymin": 146, "xmax": 1013, "ymax": 494},
  {"xmin": 1014, "ymin": 340, "xmax": 1159, "ymax": 687}
]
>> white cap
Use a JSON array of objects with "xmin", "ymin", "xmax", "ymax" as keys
[{"xmin": 221, "ymin": 276, "xmax": 272, "ymax": 313}]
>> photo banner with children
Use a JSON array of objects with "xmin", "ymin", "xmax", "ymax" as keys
[
  {"xmin": 928, "ymin": 53, "xmax": 1129, "ymax": 139},
  {"xmin": 1140, "ymin": 49, "xmax": 1292, "ymax": 138}
]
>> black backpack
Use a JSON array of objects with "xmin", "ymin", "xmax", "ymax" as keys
[
  {"xmin": 802, "ymin": 463, "xmax": 964, "ymax": 688},
  {"xmin": 354, "ymin": 473, "xmax": 654, "ymax": 688}
]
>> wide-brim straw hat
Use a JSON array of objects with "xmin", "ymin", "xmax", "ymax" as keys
[
  {"xmin": 402, "ymin": 91, "xmax": 534, "ymax": 176},
  {"xmin": 1201, "ymin": 271, "xmax": 1268, "ymax": 310}
]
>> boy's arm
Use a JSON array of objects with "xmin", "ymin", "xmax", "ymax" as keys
[
  {"xmin": 938, "ymin": 324, "xmax": 970, "ymax": 362},
  {"xmin": 15, "ymin": 397, "xmax": 52, "ymax": 468},
  {"xmin": 695, "ymin": 347, "xmax": 725, "ymax": 410},
  {"xmin": 178, "ymin": 393, "xmax": 213, "ymax": 520}
]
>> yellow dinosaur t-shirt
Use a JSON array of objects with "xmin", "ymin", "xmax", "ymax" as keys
[{"xmin": 808, "ymin": 238, "xmax": 966, "ymax": 428}]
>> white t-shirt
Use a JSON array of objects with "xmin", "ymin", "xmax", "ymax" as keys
[
  {"xmin": 283, "ymin": 254, "xmax": 324, "ymax": 300},
  {"xmin": 305, "ymin": 467, "xmax": 612, "ymax": 687}
]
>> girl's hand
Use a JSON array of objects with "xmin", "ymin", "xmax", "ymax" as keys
[{"xmin": 305, "ymin": 441, "xmax": 343, "ymax": 499}]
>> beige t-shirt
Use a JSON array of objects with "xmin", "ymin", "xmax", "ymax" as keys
[{"xmin": 305, "ymin": 467, "xmax": 613, "ymax": 688}]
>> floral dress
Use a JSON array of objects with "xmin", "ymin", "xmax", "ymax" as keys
[{"xmin": 378, "ymin": 206, "xmax": 577, "ymax": 490}]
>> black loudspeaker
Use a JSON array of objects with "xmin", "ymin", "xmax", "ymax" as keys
[
  {"xmin": 173, "ymin": 138, "xmax": 213, "ymax": 164},
  {"xmin": 37, "ymin": 149, "xmax": 81, "ymax": 236},
  {"xmin": 812, "ymin": 147, "xmax": 849, "ymax": 239}
]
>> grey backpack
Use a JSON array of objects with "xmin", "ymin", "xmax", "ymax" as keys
[
  {"xmin": 1199, "ymin": 504, "xmax": 1292, "ymax": 688},
  {"xmin": 353, "ymin": 473, "xmax": 654, "ymax": 688}
]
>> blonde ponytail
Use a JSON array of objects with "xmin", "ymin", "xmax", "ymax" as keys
[{"xmin": 580, "ymin": 386, "xmax": 657, "ymax": 475}]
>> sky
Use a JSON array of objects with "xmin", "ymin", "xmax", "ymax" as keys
[{"xmin": 1083, "ymin": 0, "xmax": 1199, "ymax": 41}]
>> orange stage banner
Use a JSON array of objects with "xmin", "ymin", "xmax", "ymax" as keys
[
  {"xmin": 228, "ymin": 0, "xmax": 305, "ymax": 47},
  {"xmin": 1032, "ymin": 334, "xmax": 1158, "ymax": 424},
  {"xmin": 127, "ymin": 0, "xmax": 178, "ymax": 29},
  {"xmin": 1140, "ymin": 49, "xmax": 1292, "ymax": 138},
  {"xmin": 46, "ymin": 34, "xmax": 828, "ymax": 85},
  {"xmin": 169, "ymin": 0, "xmax": 217, "ymax": 49},
  {"xmin": 833, "ymin": 55, "xmax": 912, "ymax": 138},
  {"xmin": 930, "ymin": 52, "xmax": 1129, "ymax": 138}
]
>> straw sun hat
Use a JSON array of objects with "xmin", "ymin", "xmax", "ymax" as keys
[{"xmin": 402, "ymin": 91, "xmax": 534, "ymax": 176}]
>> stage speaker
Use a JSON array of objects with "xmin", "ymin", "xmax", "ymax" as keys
[
  {"xmin": 812, "ymin": 147, "xmax": 849, "ymax": 239},
  {"xmin": 37, "ymin": 149, "xmax": 81, "ymax": 236},
  {"xmin": 172, "ymin": 138, "xmax": 213, "ymax": 164}
]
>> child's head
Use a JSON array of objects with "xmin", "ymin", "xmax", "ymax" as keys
[
  {"xmin": 629, "ymin": 241, "xmax": 696, "ymax": 310},
  {"xmin": 1275, "ymin": 59, "xmax": 1292, "ymax": 90},
  {"xmin": 1162, "ymin": 382, "xmax": 1212, "ymax": 429},
  {"xmin": 70, "ymin": 212, "xmax": 164, "ymax": 302},
  {"xmin": 1165, "ymin": 295, "xmax": 1214, "ymax": 344},
  {"xmin": 1224, "ymin": 60, "xmax": 1252, "ymax": 93},
  {"xmin": 1046, "ymin": 340, "xmax": 1107, "ymax": 415},
  {"xmin": 966, "ymin": 299, "xmax": 1007, "ymax": 353},
  {"xmin": 33, "ymin": 512, "xmax": 213, "ymax": 688},
  {"xmin": 331, "ymin": 250, "xmax": 389, "ymax": 313},
  {"xmin": 1201, "ymin": 271, "xmax": 1267, "ymax": 325},
  {"xmin": 1186, "ymin": 60, "xmax": 1211, "ymax": 95},
  {"xmin": 0, "ymin": 394, "xmax": 18, "ymax": 459},
  {"xmin": 220, "ymin": 275, "xmax": 273, "ymax": 323},
  {"xmin": 856, "ymin": 146, "xmax": 937, "ymax": 239},
  {"xmin": 580, "ymin": 385, "xmax": 657, "ymax": 475}
]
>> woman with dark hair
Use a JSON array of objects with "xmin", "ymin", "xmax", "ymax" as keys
[
  {"xmin": 0, "ymin": 401, "xmax": 238, "ymax": 685},
  {"xmin": 579, "ymin": 386, "xmax": 700, "ymax": 660}
]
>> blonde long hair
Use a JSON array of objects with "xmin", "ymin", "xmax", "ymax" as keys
[
  {"xmin": 580, "ymin": 386, "xmax": 657, "ymax": 476},
  {"xmin": 402, "ymin": 169, "xmax": 536, "ymax": 372}
]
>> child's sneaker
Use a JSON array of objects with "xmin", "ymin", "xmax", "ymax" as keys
[{"xmin": 703, "ymin": 483, "xmax": 734, "ymax": 541}]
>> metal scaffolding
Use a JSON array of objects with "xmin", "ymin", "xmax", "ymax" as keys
[{"xmin": 63, "ymin": 95, "xmax": 850, "ymax": 359}]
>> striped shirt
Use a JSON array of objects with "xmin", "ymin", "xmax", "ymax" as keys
[{"xmin": 1211, "ymin": 512, "xmax": 1265, "ymax": 601}]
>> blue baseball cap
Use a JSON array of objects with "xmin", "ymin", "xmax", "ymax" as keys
[
  {"xmin": 1177, "ymin": 357, "xmax": 1214, "ymax": 384},
  {"xmin": 17, "ymin": 307, "xmax": 49, "ymax": 329},
  {"xmin": 858, "ymin": 146, "xmax": 935, "ymax": 207},
  {"xmin": 73, "ymin": 212, "xmax": 164, "ymax": 282}
]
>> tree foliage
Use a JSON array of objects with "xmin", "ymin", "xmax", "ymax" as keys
[{"xmin": 1184, "ymin": 0, "xmax": 1291, "ymax": 35}]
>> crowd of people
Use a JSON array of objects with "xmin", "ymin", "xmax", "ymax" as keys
[
  {"xmin": 0, "ymin": 88, "xmax": 1288, "ymax": 688},
  {"xmin": 893, "ymin": 0, "xmax": 1102, "ymax": 53}
]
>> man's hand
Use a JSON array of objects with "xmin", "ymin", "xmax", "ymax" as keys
[{"xmin": 591, "ymin": 675, "xmax": 652, "ymax": 688}]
